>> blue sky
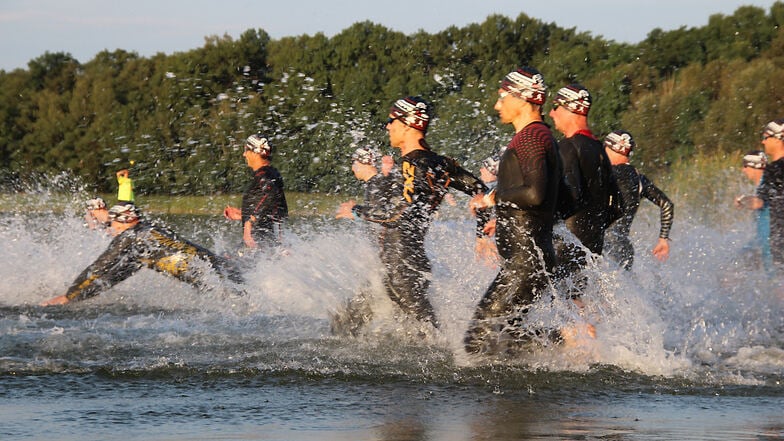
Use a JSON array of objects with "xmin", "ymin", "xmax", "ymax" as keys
[{"xmin": 0, "ymin": 0, "xmax": 779, "ymax": 71}]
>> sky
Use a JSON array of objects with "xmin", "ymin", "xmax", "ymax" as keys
[{"xmin": 0, "ymin": 0, "xmax": 780, "ymax": 72}]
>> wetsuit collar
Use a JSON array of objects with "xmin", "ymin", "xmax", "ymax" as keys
[
  {"xmin": 254, "ymin": 165, "xmax": 271, "ymax": 177},
  {"xmin": 573, "ymin": 129, "xmax": 597, "ymax": 140}
]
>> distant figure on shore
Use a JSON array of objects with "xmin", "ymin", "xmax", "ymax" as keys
[{"xmin": 116, "ymin": 166, "xmax": 135, "ymax": 204}]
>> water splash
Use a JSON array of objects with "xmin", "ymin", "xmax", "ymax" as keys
[{"xmin": 0, "ymin": 189, "xmax": 781, "ymax": 385}]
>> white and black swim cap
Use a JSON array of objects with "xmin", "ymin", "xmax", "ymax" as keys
[
  {"xmin": 85, "ymin": 198, "xmax": 106, "ymax": 210},
  {"xmin": 389, "ymin": 96, "xmax": 431, "ymax": 132},
  {"xmin": 245, "ymin": 134, "xmax": 272, "ymax": 157},
  {"xmin": 351, "ymin": 146, "xmax": 380, "ymax": 166},
  {"xmin": 604, "ymin": 130, "xmax": 636, "ymax": 156},
  {"xmin": 553, "ymin": 84, "xmax": 592, "ymax": 116},
  {"xmin": 762, "ymin": 119, "xmax": 784, "ymax": 141},
  {"xmin": 742, "ymin": 150, "xmax": 767, "ymax": 169},
  {"xmin": 500, "ymin": 67, "xmax": 547, "ymax": 105},
  {"xmin": 108, "ymin": 203, "xmax": 139, "ymax": 223}
]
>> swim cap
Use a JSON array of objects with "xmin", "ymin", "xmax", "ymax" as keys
[
  {"xmin": 245, "ymin": 134, "xmax": 272, "ymax": 157},
  {"xmin": 762, "ymin": 119, "xmax": 784, "ymax": 140},
  {"xmin": 604, "ymin": 130, "xmax": 636, "ymax": 156},
  {"xmin": 742, "ymin": 150, "xmax": 767, "ymax": 169},
  {"xmin": 553, "ymin": 84, "xmax": 592, "ymax": 116},
  {"xmin": 500, "ymin": 67, "xmax": 547, "ymax": 105},
  {"xmin": 351, "ymin": 146, "xmax": 380, "ymax": 166},
  {"xmin": 389, "ymin": 96, "xmax": 431, "ymax": 132},
  {"xmin": 108, "ymin": 203, "xmax": 139, "ymax": 223},
  {"xmin": 482, "ymin": 146, "xmax": 507, "ymax": 176},
  {"xmin": 85, "ymin": 198, "xmax": 106, "ymax": 210}
]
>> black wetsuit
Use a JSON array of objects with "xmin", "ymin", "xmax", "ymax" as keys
[
  {"xmin": 555, "ymin": 131, "xmax": 615, "ymax": 276},
  {"xmin": 241, "ymin": 165, "xmax": 288, "ymax": 248},
  {"xmin": 604, "ymin": 163, "xmax": 674, "ymax": 270},
  {"xmin": 354, "ymin": 147, "xmax": 487, "ymax": 327},
  {"xmin": 353, "ymin": 172, "xmax": 403, "ymax": 226},
  {"xmin": 464, "ymin": 121, "xmax": 561, "ymax": 354},
  {"xmin": 330, "ymin": 172, "xmax": 404, "ymax": 336},
  {"xmin": 757, "ymin": 157, "xmax": 784, "ymax": 266},
  {"xmin": 63, "ymin": 222, "xmax": 244, "ymax": 302}
]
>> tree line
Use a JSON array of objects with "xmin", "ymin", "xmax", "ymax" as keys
[{"xmin": 1, "ymin": 4, "xmax": 783, "ymax": 197}]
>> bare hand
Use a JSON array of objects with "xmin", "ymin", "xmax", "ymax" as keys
[
  {"xmin": 652, "ymin": 238, "xmax": 670, "ymax": 262},
  {"xmin": 335, "ymin": 200, "xmax": 357, "ymax": 219},
  {"xmin": 381, "ymin": 155, "xmax": 394, "ymax": 176},
  {"xmin": 479, "ymin": 166, "xmax": 496, "ymax": 184},
  {"xmin": 223, "ymin": 206, "xmax": 241, "ymax": 220},
  {"xmin": 470, "ymin": 190, "xmax": 496, "ymax": 215},
  {"xmin": 475, "ymin": 236, "xmax": 499, "ymax": 267},
  {"xmin": 482, "ymin": 218, "xmax": 497, "ymax": 237},
  {"xmin": 734, "ymin": 194, "xmax": 763, "ymax": 210}
]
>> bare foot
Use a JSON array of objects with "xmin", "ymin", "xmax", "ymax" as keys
[{"xmin": 40, "ymin": 295, "xmax": 69, "ymax": 306}]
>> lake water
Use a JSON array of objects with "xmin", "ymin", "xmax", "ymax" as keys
[{"xmin": 0, "ymin": 197, "xmax": 782, "ymax": 440}]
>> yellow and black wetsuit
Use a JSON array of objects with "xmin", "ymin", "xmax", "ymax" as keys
[
  {"xmin": 353, "ymin": 146, "xmax": 488, "ymax": 328},
  {"xmin": 464, "ymin": 121, "xmax": 561, "ymax": 354},
  {"xmin": 64, "ymin": 223, "xmax": 244, "ymax": 302}
]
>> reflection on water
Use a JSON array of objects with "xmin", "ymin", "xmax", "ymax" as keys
[{"xmin": 0, "ymin": 194, "xmax": 782, "ymax": 440}]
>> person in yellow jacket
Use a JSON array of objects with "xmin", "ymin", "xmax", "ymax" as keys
[{"xmin": 116, "ymin": 167, "xmax": 135, "ymax": 204}]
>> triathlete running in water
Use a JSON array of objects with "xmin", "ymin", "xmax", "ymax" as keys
[
  {"xmin": 602, "ymin": 130, "xmax": 673, "ymax": 270},
  {"xmin": 340, "ymin": 96, "xmax": 488, "ymax": 330},
  {"xmin": 757, "ymin": 119, "xmax": 784, "ymax": 267},
  {"xmin": 464, "ymin": 67, "xmax": 562, "ymax": 354},
  {"xmin": 223, "ymin": 134, "xmax": 288, "ymax": 254},
  {"xmin": 734, "ymin": 150, "xmax": 770, "ymax": 270},
  {"xmin": 333, "ymin": 146, "xmax": 401, "ymax": 335},
  {"xmin": 41, "ymin": 204, "xmax": 244, "ymax": 306},
  {"xmin": 549, "ymin": 84, "xmax": 616, "ymax": 278}
]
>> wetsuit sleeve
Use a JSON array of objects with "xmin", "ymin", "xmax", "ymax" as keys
[
  {"xmin": 640, "ymin": 174, "xmax": 674, "ymax": 239},
  {"xmin": 441, "ymin": 158, "xmax": 491, "ymax": 237},
  {"xmin": 64, "ymin": 234, "xmax": 142, "ymax": 302},
  {"xmin": 442, "ymin": 157, "xmax": 489, "ymax": 197},
  {"xmin": 555, "ymin": 140, "xmax": 583, "ymax": 219}
]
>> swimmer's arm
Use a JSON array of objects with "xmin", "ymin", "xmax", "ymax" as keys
[{"xmin": 41, "ymin": 235, "xmax": 135, "ymax": 305}]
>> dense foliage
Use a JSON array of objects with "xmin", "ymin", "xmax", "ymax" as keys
[{"xmin": 1, "ymin": 4, "xmax": 783, "ymax": 196}]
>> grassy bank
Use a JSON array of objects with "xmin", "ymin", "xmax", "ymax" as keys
[{"xmin": 0, "ymin": 192, "xmax": 346, "ymax": 217}]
